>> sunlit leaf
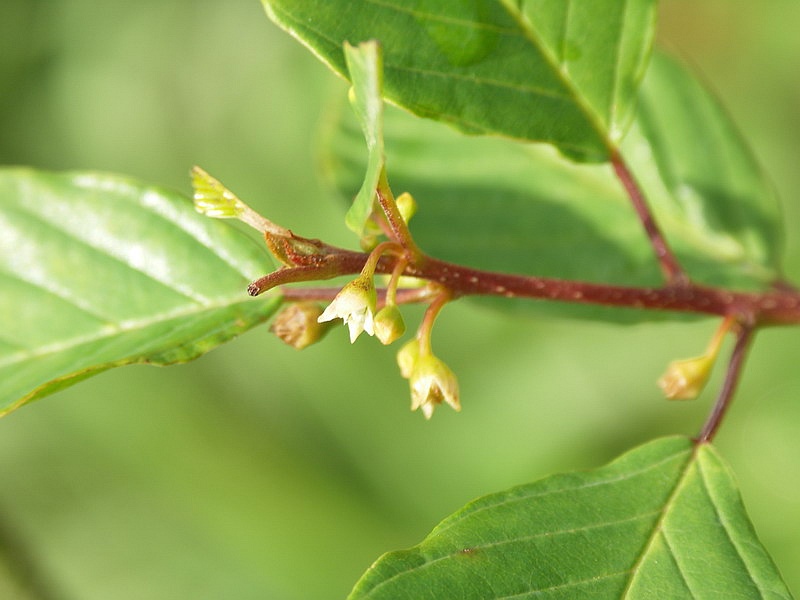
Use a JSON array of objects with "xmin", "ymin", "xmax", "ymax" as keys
[{"xmin": 0, "ymin": 169, "xmax": 278, "ymax": 415}]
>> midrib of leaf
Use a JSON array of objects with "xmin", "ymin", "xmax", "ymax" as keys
[
  {"xmin": 0, "ymin": 293, "xmax": 262, "ymax": 370},
  {"xmin": 502, "ymin": 0, "xmax": 613, "ymax": 151},
  {"xmin": 607, "ymin": 0, "xmax": 628, "ymax": 139},
  {"xmin": 621, "ymin": 444, "xmax": 697, "ymax": 597}
]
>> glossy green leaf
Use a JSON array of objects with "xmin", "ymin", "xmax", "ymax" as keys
[
  {"xmin": 263, "ymin": 0, "xmax": 657, "ymax": 160},
  {"xmin": 343, "ymin": 40, "xmax": 386, "ymax": 236},
  {"xmin": 321, "ymin": 51, "xmax": 781, "ymax": 321},
  {"xmin": 0, "ymin": 169, "xmax": 279, "ymax": 416},
  {"xmin": 349, "ymin": 437, "xmax": 793, "ymax": 599}
]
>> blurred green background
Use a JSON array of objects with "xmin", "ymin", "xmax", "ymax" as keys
[{"xmin": 1, "ymin": 1, "xmax": 800, "ymax": 598}]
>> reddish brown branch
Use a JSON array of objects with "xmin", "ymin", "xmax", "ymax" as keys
[
  {"xmin": 251, "ymin": 239, "xmax": 800, "ymax": 326},
  {"xmin": 611, "ymin": 150, "xmax": 688, "ymax": 285},
  {"xmin": 696, "ymin": 326, "xmax": 756, "ymax": 443}
]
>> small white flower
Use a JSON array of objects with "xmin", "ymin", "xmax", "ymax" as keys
[
  {"xmin": 409, "ymin": 354, "xmax": 460, "ymax": 419},
  {"xmin": 317, "ymin": 276, "xmax": 377, "ymax": 343}
]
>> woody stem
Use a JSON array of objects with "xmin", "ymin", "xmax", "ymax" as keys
[
  {"xmin": 611, "ymin": 150, "xmax": 687, "ymax": 285},
  {"xmin": 696, "ymin": 325, "xmax": 756, "ymax": 443}
]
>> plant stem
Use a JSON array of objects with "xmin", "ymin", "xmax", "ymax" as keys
[
  {"xmin": 251, "ymin": 235, "xmax": 800, "ymax": 325},
  {"xmin": 406, "ymin": 255, "xmax": 800, "ymax": 326},
  {"xmin": 281, "ymin": 286, "xmax": 433, "ymax": 305},
  {"xmin": 375, "ymin": 170, "xmax": 422, "ymax": 257},
  {"xmin": 610, "ymin": 150, "xmax": 687, "ymax": 285},
  {"xmin": 696, "ymin": 325, "xmax": 755, "ymax": 443},
  {"xmin": 417, "ymin": 290, "xmax": 450, "ymax": 355}
]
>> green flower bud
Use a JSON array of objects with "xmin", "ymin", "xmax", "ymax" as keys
[
  {"xmin": 657, "ymin": 355, "xmax": 714, "ymax": 400},
  {"xmin": 374, "ymin": 305, "xmax": 406, "ymax": 345},
  {"xmin": 396, "ymin": 192, "xmax": 417, "ymax": 224},
  {"xmin": 657, "ymin": 318, "xmax": 731, "ymax": 400},
  {"xmin": 270, "ymin": 302, "xmax": 330, "ymax": 350}
]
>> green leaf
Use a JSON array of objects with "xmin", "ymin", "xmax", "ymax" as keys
[
  {"xmin": 263, "ymin": 0, "xmax": 657, "ymax": 160},
  {"xmin": 521, "ymin": 0, "xmax": 657, "ymax": 143},
  {"xmin": 321, "ymin": 51, "xmax": 781, "ymax": 322},
  {"xmin": 622, "ymin": 52, "xmax": 782, "ymax": 287},
  {"xmin": 349, "ymin": 437, "xmax": 793, "ymax": 599},
  {"xmin": 0, "ymin": 168, "xmax": 279, "ymax": 416},
  {"xmin": 343, "ymin": 40, "xmax": 386, "ymax": 236}
]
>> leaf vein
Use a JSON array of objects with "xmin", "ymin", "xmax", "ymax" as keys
[{"xmin": 432, "ymin": 448, "xmax": 690, "ymax": 539}]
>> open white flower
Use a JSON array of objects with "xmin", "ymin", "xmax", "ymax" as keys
[
  {"xmin": 317, "ymin": 276, "xmax": 377, "ymax": 343},
  {"xmin": 409, "ymin": 354, "xmax": 460, "ymax": 419}
]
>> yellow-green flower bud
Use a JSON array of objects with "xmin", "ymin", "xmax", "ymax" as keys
[
  {"xmin": 409, "ymin": 354, "xmax": 460, "ymax": 419},
  {"xmin": 270, "ymin": 302, "xmax": 331, "ymax": 350},
  {"xmin": 397, "ymin": 339, "xmax": 420, "ymax": 379},
  {"xmin": 374, "ymin": 305, "xmax": 406, "ymax": 345},
  {"xmin": 396, "ymin": 192, "xmax": 417, "ymax": 224},
  {"xmin": 317, "ymin": 275, "xmax": 377, "ymax": 343},
  {"xmin": 657, "ymin": 318, "xmax": 731, "ymax": 400},
  {"xmin": 657, "ymin": 355, "xmax": 714, "ymax": 400}
]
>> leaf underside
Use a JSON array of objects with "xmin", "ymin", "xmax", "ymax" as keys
[
  {"xmin": 348, "ymin": 437, "xmax": 793, "ymax": 599},
  {"xmin": 0, "ymin": 169, "xmax": 279, "ymax": 416},
  {"xmin": 343, "ymin": 40, "xmax": 386, "ymax": 236}
]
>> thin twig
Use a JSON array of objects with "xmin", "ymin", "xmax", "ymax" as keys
[
  {"xmin": 696, "ymin": 325, "xmax": 756, "ymax": 443},
  {"xmin": 611, "ymin": 150, "xmax": 687, "ymax": 285},
  {"xmin": 375, "ymin": 171, "xmax": 422, "ymax": 257}
]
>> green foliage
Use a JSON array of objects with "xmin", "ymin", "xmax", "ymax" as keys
[
  {"xmin": 342, "ymin": 41, "xmax": 386, "ymax": 236},
  {"xmin": 0, "ymin": 169, "xmax": 279, "ymax": 415},
  {"xmin": 323, "ymin": 52, "xmax": 780, "ymax": 313},
  {"xmin": 263, "ymin": 0, "xmax": 657, "ymax": 160},
  {"xmin": 0, "ymin": 0, "xmax": 798, "ymax": 598},
  {"xmin": 350, "ymin": 437, "xmax": 791, "ymax": 599}
]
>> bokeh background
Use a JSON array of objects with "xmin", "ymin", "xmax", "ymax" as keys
[{"xmin": 1, "ymin": 1, "xmax": 800, "ymax": 598}]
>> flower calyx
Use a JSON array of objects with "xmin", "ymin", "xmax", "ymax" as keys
[{"xmin": 270, "ymin": 302, "xmax": 332, "ymax": 350}]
